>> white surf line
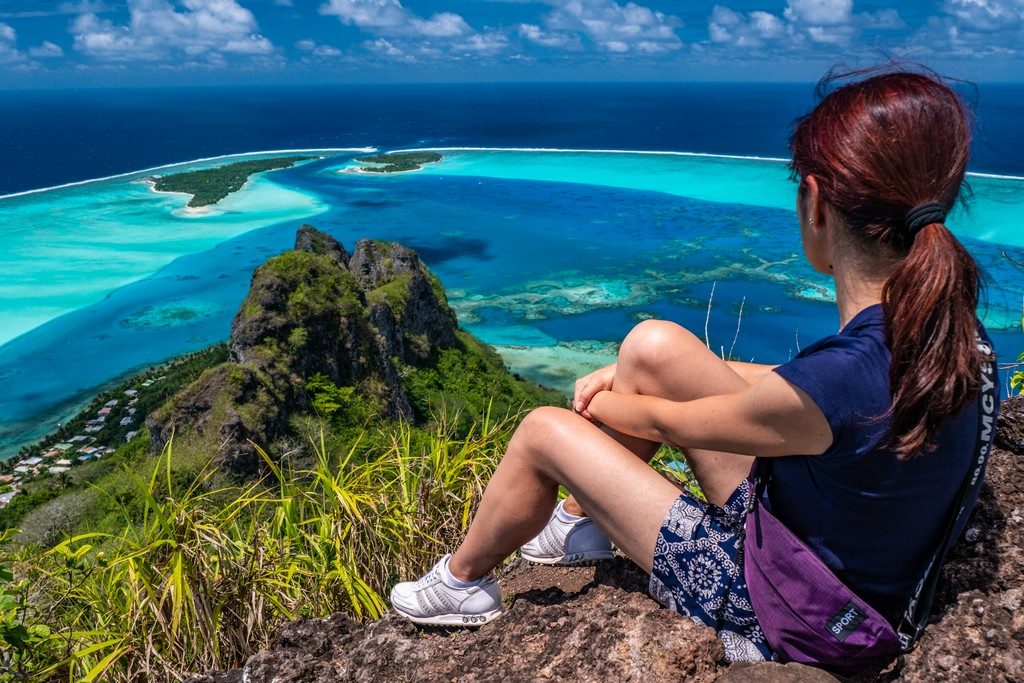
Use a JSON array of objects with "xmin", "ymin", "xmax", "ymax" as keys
[
  {"xmin": 390, "ymin": 146, "xmax": 1024, "ymax": 181},
  {"xmin": 0, "ymin": 147, "xmax": 378, "ymax": 201},
  {"xmin": 390, "ymin": 146, "xmax": 791, "ymax": 164},
  {"xmin": 966, "ymin": 171, "xmax": 1024, "ymax": 180}
]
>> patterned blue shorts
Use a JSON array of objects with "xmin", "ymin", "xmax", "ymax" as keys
[{"xmin": 648, "ymin": 479, "xmax": 773, "ymax": 662}]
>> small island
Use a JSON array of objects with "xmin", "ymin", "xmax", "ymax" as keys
[
  {"xmin": 149, "ymin": 156, "xmax": 315, "ymax": 207},
  {"xmin": 354, "ymin": 151, "xmax": 442, "ymax": 173}
]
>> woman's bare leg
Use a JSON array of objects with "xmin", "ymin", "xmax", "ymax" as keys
[
  {"xmin": 567, "ymin": 319, "xmax": 757, "ymax": 507},
  {"xmin": 448, "ymin": 406, "xmax": 682, "ymax": 581},
  {"xmin": 447, "ymin": 320, "xmax": 762, "ymax": 582}
]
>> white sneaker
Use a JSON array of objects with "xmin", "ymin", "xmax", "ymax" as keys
[
  {"xmin": 519, "ymin": 501, "xmax": 615, "ymax": 566},
  {"xmin": 390, "ymin": 555, "xmax": 504, "ymax": 626}
]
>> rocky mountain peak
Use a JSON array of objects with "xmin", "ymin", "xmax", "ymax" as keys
[
  {"xmin": 295, "ymin": 224, "xmax": 350, "ymax": 267},
  {"xmin": 147, "ymin": 225, "xmax": 459, "ymax": 476}
]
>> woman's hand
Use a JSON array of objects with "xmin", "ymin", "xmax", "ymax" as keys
[{"xmin": 574, "ymin": 363, "xmax": 616, "ymax": 420}]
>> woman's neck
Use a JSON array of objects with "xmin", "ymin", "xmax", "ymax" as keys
[{"xmin": 833, "ymin": 263, "xmax": 887, "ymax": 329}]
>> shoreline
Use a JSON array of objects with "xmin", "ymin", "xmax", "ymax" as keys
[
  {"xmin": 140, "ymin": 178, "xmax": 216, "ymax": 216},
  {"xmin": 339, "ymin": 165, "xmax": 430, "ymax": 176}
]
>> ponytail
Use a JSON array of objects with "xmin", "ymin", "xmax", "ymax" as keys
[
  {"xmin": 789, "ymin": 68, "xmax": 985, "ymax": 459},
  {"xmin": 882, "ymin": 222, "xmax": 983, "ymax": 459}
]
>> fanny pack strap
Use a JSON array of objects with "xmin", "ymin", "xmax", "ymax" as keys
[
  {"xmin": 744, "ymin": 338, "xmax": 998, "ymax": 652},
  {"xmin": 893, "ymin": 338, "xmax": 998, "ymax": 650}
]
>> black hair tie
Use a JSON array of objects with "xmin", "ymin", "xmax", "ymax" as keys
[{"xmin": 904, "ymin": 202, "xmax": 947, "ymax": 237}]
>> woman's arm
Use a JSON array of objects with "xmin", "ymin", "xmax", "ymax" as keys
[{"xmin": 586, "ymin": 372, "xmax": 831, "ymax": 457}]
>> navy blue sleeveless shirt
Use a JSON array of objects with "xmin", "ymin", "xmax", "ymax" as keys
[{"xmin": 770, "ymin": 304, "xmax": 998, "ymax": 616}]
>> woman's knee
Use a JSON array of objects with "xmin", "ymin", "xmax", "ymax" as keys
[
  {"xmin": 511, "ymin": 407, "xmax": 581, "ymax": 467},
  {"xmin": 516, "ymin": 406, "xmax": 576, "ymax": 444},
  {"xmin": 618, "ymin": 319, "xmax": 703, "ymax": 378}
]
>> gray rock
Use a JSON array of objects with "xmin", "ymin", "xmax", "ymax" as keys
[
  {"xmin": 995, "ymin": 396, "xmax": 1024, "ymax": 453},
  {"xmin": 294, "ymin": 224, "xmax": 350, "ymax": 267},
  {"xmin": 190, "ymin": 559, "xmax": 726, "ymax": 683}
]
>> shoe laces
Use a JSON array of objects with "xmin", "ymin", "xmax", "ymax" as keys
[{"xmin": 414, "ymin": 562, "xmax": 443, "ymax": 590}]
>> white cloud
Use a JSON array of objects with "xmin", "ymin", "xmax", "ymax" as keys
[
  {"xmin": 319, "ymin": 0, "xmax": 471, "ymax": 37},
  {"xmin": 542, "ymin": 0, "xmax": 683, "ymax": 53},
  {"xmin": 909, "ymin": 1, "xmax": 1024, "ymax": 58},
  {"xmin": 70, "ymin": 0, "xmax": 275, "ymax": 61},
  {"xmin": 806, "ymin": 24, "xmax": 853, "ymax": 44},
  {"xmin": 0, "ymin": 21, "xmax": 21, "ymax": 62},
  {"xmin": 943, "ymin": 0, "xmax": 1024, "ymax": 32},
  {"xmin": 783, "ymin": 0, "xmax": 852, "ymax": 27},
  {"xmin": 319, "ymin": 0, "xmax": 683, "ymax": 61},
  {"xmin": 709, "ymin": 5, "xmax": 785, "ymax": 47},
  {"xmin": 320, "ymin": 0, "xmax": 526, "ymax": 61},
  {"xmin": 28, "ymin": 40, "xmax": 65, "ymax": 57},
  {"xmin": 708, "ymin": 1, "xmax": 902, "ymax": 50},
  {"xmin": 223, "ymin": 36, "xmax": 274, "ymax": 54},
  {"xmin": 414, "ymin": 13, "xmax": 471, "ymax": 38},
  {"xmin": 296, "ymin": 38, "xmax": 342, "ymax": 57},
  {"xmin": 783, "ymin": 0, "xmax": 856, "ymax": 45},
  {"xmin": 750, "ymin": 11, "xmax": 785, "ymax": 39},
  {"xmin": 860, "ymin": 8, "xmax": 903, "ymax": 30},
  {"xmin": 456, "ymin": 31, "xmax": 510, "ymax": 53},
  {"xmin": 518, "ymin": 23, "xmax": 579, "ymax": 48},
  {"xmin": 363, "ymin": 37, "xmax": 418, "ymax": 62},
  {"xmin": 365, "ymin": 37, "xmax": 402, "ymax": 57}
]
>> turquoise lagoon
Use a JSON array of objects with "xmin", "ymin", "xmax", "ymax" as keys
[{"xmin": 2, "ymin": 148, "xmax": 1023, "ymax": 456}]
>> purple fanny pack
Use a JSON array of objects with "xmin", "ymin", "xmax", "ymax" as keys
[
  {"xmin": 742, "ymin": 478, "xmax": 901, "ymax": 673},
  {"xmin": 741, "ymin": 343, "xmax": 997, "ymax": 675}
]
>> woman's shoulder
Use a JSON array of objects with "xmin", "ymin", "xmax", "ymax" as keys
[
  {"xmin": 795, "ymin": 304, "xmax": 885, "ymax": 354},
  {"xmin": 772, "ymin": 308, "xmax": 891, "ymax": 455},
  {"xmin": 782, "ymin": 308, "xmax": 889, "ymax": 381}
]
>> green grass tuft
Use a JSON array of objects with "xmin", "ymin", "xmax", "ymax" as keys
[{"xmin": 4, "ymin": 411, "xmax": 517, "ymax": 682}]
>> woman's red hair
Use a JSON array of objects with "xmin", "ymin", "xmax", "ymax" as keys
[{"xmin": 790, "ymin": 68, "xmax": 985, "ymax": 459}]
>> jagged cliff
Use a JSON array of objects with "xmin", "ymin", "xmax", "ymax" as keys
[
  {"xmin": 147, "ymin": 225, "xmax": 553, "ymax": 477},
  {"xmin": 190, "ymin": 400, "xmax": 1024, "ymax": 683}
]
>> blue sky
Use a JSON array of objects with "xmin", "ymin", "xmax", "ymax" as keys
[{"xmin": 1, "ymin": 1, "xmax": 1022, "ymax": 87}]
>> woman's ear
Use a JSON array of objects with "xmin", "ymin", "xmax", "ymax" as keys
[
  {"xmin": 797, "ymin": 175, "xmax": 833, "ymax": 274},
  {"xmin": 802, "ymin": 175, "xmax": 823, "ymax": 228}
]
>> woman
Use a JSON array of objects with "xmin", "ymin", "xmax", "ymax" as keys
[{"xmin": 389, "ymin": 69, "xmax": 997, "ymax": 663}]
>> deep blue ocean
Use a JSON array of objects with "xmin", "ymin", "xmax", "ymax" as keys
[{"xmin": 3, "ymin": 82, "xmax": 1023, "ymax": 195}]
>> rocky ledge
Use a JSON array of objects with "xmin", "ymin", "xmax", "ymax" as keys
[{"xmin": 190, "ymin": 393, "xmax": 1024, "ymax": 683}]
